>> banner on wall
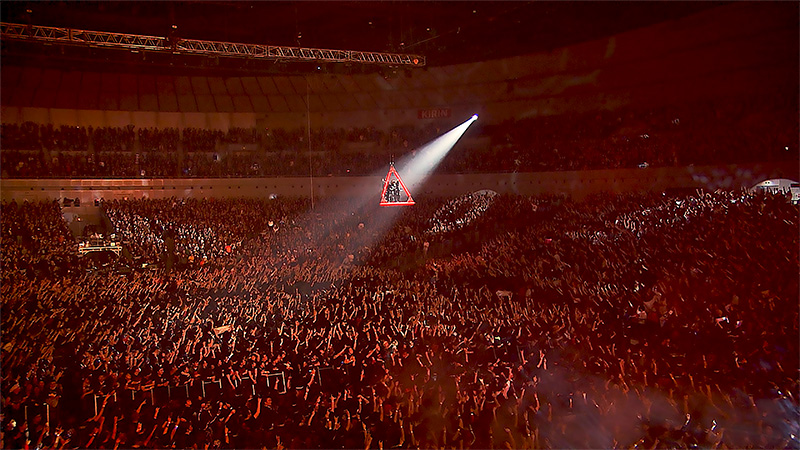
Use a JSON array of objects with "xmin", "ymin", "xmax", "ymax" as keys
[{"xmin": 417, "ymin": 108, "xmax": 451, "ymax": 119}]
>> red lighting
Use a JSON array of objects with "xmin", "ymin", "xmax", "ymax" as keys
[{"xmin": 379, "ymin": 164, "xmax": 415, "ymax": 206}]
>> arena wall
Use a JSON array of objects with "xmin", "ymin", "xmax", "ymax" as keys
[
  {"xmin": 1, "ymin": 2, "xmax": 795, "ymax": 131},
  {"xmin": 2, "ymin": 162, "xmax": 796, "ymax": 204}
]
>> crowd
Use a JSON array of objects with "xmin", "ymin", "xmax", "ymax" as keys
[
  {"xmin": 102, "ymin": 197, "xmax": 309, "ymax": 264},
  {"xmin": 1, "ymin": 200, "xmax": 78, "ymax": 284},
  {"xmin": 2, "ymin": 95, "xmax": 796, "ymax": 179},
  {"xmin": 1, "ymin": 187, "xmax": 797, "ymax": 449}
]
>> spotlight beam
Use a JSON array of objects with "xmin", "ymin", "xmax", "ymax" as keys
[
  {"xmin": 269, "ymin": 114, "xmax": 479, "ymax": 285},
  {"xmin": 394, "ymin": 114, "xmax": 478, "ymax": 191}
]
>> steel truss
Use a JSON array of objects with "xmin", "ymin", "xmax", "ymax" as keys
[{"xmin": 1, "ymin": 22, "xmax": 426, "ymax": 67}]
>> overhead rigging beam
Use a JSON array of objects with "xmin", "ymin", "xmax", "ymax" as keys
[{"xmin": 1, "ymin": 22, "xmax": 426, "ymax": 67}]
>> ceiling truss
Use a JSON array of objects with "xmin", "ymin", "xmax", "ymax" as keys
[{"xmin": 1, "ymin": 22, "xmax": 426, "ymax": 67}]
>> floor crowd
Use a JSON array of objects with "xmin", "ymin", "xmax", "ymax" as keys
[{"xmin": 1, "ymin": 189, "xmax": 797, "ymax": 449}]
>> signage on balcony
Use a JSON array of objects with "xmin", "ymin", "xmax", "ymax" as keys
[{"xmin": 418, "ymin": 108, "xmax": 451, "ymax": 119}]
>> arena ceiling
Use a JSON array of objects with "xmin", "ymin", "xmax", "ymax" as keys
[{"xmin": 2, "ymin": 1, "xmax": 727, "ymax": 76}]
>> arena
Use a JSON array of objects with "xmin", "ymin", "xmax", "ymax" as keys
[{"xmin": 2, "ymin": 2, "xmax": 799, "ymax": 449}]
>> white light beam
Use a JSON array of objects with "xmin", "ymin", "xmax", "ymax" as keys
[{"xmin": 394, "ymin": 114, "xmax": 478, "ymax": 191}]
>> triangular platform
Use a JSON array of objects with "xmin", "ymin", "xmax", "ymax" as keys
[{"xmin": 380, "ymin": 164, "xmax": 415, "ymax": 206}]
